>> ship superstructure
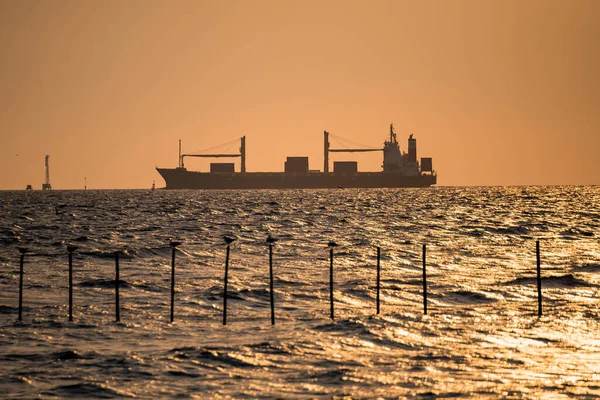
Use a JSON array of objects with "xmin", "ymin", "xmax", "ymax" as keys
[
  {"xmin": 382, "ymin": 124, "xmax": 421, "ymax": 176},
  {"xmin": 156, "ymin": 124, "xmax": 436, "ymax": 189}
]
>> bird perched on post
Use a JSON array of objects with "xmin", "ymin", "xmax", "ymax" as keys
[
  {"xmin": 169, "ymin": 240, "xmax": 182, "ymax": 248},
  {"xmin": 266, "ymin": 235, "xmax": 278, "ymax": 244},
  {"xmin": 17, "ymin": 247, "xmax": 28, "ymax": 254},
  {"xmin": 223, "ymin": 236, "xmax": 236, "ymax": 245},
  {"xmin": 66, "ymin": 245, "xmax": 78, "ymax": 253},
  {"xmin": 327, "ymin": 241, "xmax": 337, "ymax": 248}
]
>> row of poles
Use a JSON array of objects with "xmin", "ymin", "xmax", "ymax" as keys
[{"xmin": 13, "ymin": 239, "xmax": 545, "ymax": 325}]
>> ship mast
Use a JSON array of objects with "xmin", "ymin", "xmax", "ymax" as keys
[
  {"xmin": 323, "ymin": 131, "xmax": 329, "ymax": 173},
  {"xmin": 178, "ymin": 139, "xmax": 183, "ymax": 168},
  {"xmin": 389, "ymin": 124, "xmax": 397, "ymax": 144},
  {"xmin": 240, "ymin": 136, "xmax": 246, "ymax": 173}
]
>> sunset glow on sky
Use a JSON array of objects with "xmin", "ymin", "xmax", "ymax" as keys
[{"xmin": 1, "ymin": 0, "xmax": 598, "ymax": 189}]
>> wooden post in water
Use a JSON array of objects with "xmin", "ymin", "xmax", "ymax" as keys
[
  {"xmin": 422, "ymin": 244, "xmax": 427, "ymax": 315},
  {"xmin": 328, "ymin": 241, "xmax": 337, "ymax": 320},
  {"xmin": 536, "ymin": 240, "xmax": 542, "ymax": 317},
  {"xmin": 267, "ymin": 235, "xmax": 278, "ymax": 325},
  {"xmin": 115, "ymin": 251, "xmax": 120, "ymax": 323},
  {"xmin": 223, "ymin": 236, "xmax": 236, "ymax": 325},
  {"xmin": 17, "ymin": 247, "xmax": 27, "ymax": 322},
  {"xmin": 67, "ymin": 245, "xmax": 77, "ymax": 322},
  {"xmin": 169, "ymin": 241, "xmax": 181, "ymax": 323},
  {"xmin": 376, "ymin": 246, "xmax": 381, "ymax": 315}
]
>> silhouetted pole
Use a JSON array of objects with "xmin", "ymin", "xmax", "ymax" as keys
[
  {"xmin": 269, "ymin": 243, "xmax": 274, "ymax": 324},
  {"xmin": 328, "ymin": 241, "xmax": 337, "ymax": 320},
  {"xmin": 169, "ymin": 241, "xmax": 181, "ymax": 323},
  {"xmin": 422, "ymin": 244, "xmax": 427, "ymax": 315},
  {"xmin": 115, "ymin": 251, "xmax": 120, "ymax": 323},
  {"xmin": 17, "ymin": 247, "xmax": 27, "ymax": 322},
  {"xmin": 267, "ymin": 235, "xmax": 278, "ymax": 325},
  {"xmin": 376, "ymin": 246, "xmax": 381, "ymax": 315},
  {"xmin": 536, "ymin": 240, "xmax": 542, "ymax": 317},
  {"xmin": 67, "ymin": 245, "xmax": 77, "ymax": 322},
  {"xmin": 223, "ymin": 236, "xmax": 236, "ymax": 325}
]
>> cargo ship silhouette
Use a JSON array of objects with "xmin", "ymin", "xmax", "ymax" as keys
[{"xmin": 156, "ymin": 124, "xmax": 437, "ymax": 189}]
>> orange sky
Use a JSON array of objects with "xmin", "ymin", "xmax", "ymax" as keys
[{"xmin": 1, "ymin": 0, "xmax": 598, "ymax": 189}]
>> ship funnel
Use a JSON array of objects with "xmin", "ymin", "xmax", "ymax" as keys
[{"xmin": 408, "ymin": 134, "xmax": 417, "ymax": 163}]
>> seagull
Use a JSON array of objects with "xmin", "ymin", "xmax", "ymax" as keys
[
  {"xmin": 328, "ymin": 240, "xmax": 338, "ymax": 247},
  {"xmin": 266, "ymin": 235, "xmax": 278, "ymax": 244},
  {"xmin": 223, "ymin": 236, "xmax": 236, "ymax": 245}
]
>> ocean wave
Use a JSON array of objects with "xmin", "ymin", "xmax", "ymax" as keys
[
  {"xmin": 43, "ymin": 382, "xmax": 133, "ymax": 398},
  {"xmin": 77, "ymin": 278, "xmax": 132, "ymax": 289},
  {"xmin": 505, "ymin": 274, "xmax": 594, "ymax": 288},
  {"xmin": 560, "ymin": 228, "xmax": 595, "ymax": 238},
  {"xmin": 572, "ymin": 263, "xmax": 600, "ymax": 273},
  {"xmin": 168, "ymin": 347, "xmax": 262, "ymax": 368},
  {"xmin": 247, "ymin": 341, "xmax": 296, "ymax": 355},
  {"xmin": 0, "ymin": 305, "xmax": 15, "ymax": 314},
  {"xmin": 438, "ymin": 290, "xmax": 500, "ymax": 304},
  {"xmin": 486, "ymin": 226, "xmax": 530, "ymax": 235}
]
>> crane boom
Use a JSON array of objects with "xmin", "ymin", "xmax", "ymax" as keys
[
  {"xmin": 328, "ymin": 148, "xmax": 383, "ymax": 153},
  {"xmin": 182, "ymin": 154, "xmax": 241, "ymax": 158}
]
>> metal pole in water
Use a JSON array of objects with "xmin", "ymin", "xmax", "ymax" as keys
[
  {"xmin": 422, "ymin": 244, "xmax": 427, "ymax": 315},
  {"xmin": 17, "ymin": 248, "xmax": 27, "ymax": 322},
  {"xmin": 266, "ymin": 235, "xmax": 278, "ymax": 325},
  {"xmin": 67, "ymin": 245, "xmax": 77, "ymax": 322},
  {"xmin": 376, "ymin": 246, "xmax": 381, "ymax": 315},
  {"xmin": 115, "ymin": 251, "xmax": 120, "ymax": 323},
  {"xmin": 328, "ymin": 241, "xmax": 337, "ymax": 320},
  {"xmin": 169, "ymin": 241, "xmax": 181, "ymax": 323},
  {"xmin": 269, "ymin": 243, "xmax": 275, "ymax": 325},
  {"xmin": 223, "ymin": 236, "xmax": 236, "ymax": 326},
  {"xmin": 224, "ymin": 244, "xmax": 230, "ymax": 325},
  {"xmin": 536, "ymin": 240, "xmax": 542, "ymax": 317}
]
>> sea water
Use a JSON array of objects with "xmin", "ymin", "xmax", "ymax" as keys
[{"xmin": 1, "ymin": 187, "xmax": 599, "ymax": 398}]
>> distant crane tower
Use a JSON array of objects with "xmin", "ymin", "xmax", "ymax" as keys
[{"xmin": 42, "ymin": 155, "xmax": 52, "ymax": 190}]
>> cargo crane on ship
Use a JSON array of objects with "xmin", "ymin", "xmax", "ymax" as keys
[
  {"xmin": 177, "ymin": 137, "xmax": 246, "ymax": 173},
  {"xmin": 323, "ymin": 131, "xmax": 383, "ymax": 173}
]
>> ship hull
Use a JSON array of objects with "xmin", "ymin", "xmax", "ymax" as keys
[{"xmin": 156, "ymin": 168, "xmax": 436, "ymax": 189}]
